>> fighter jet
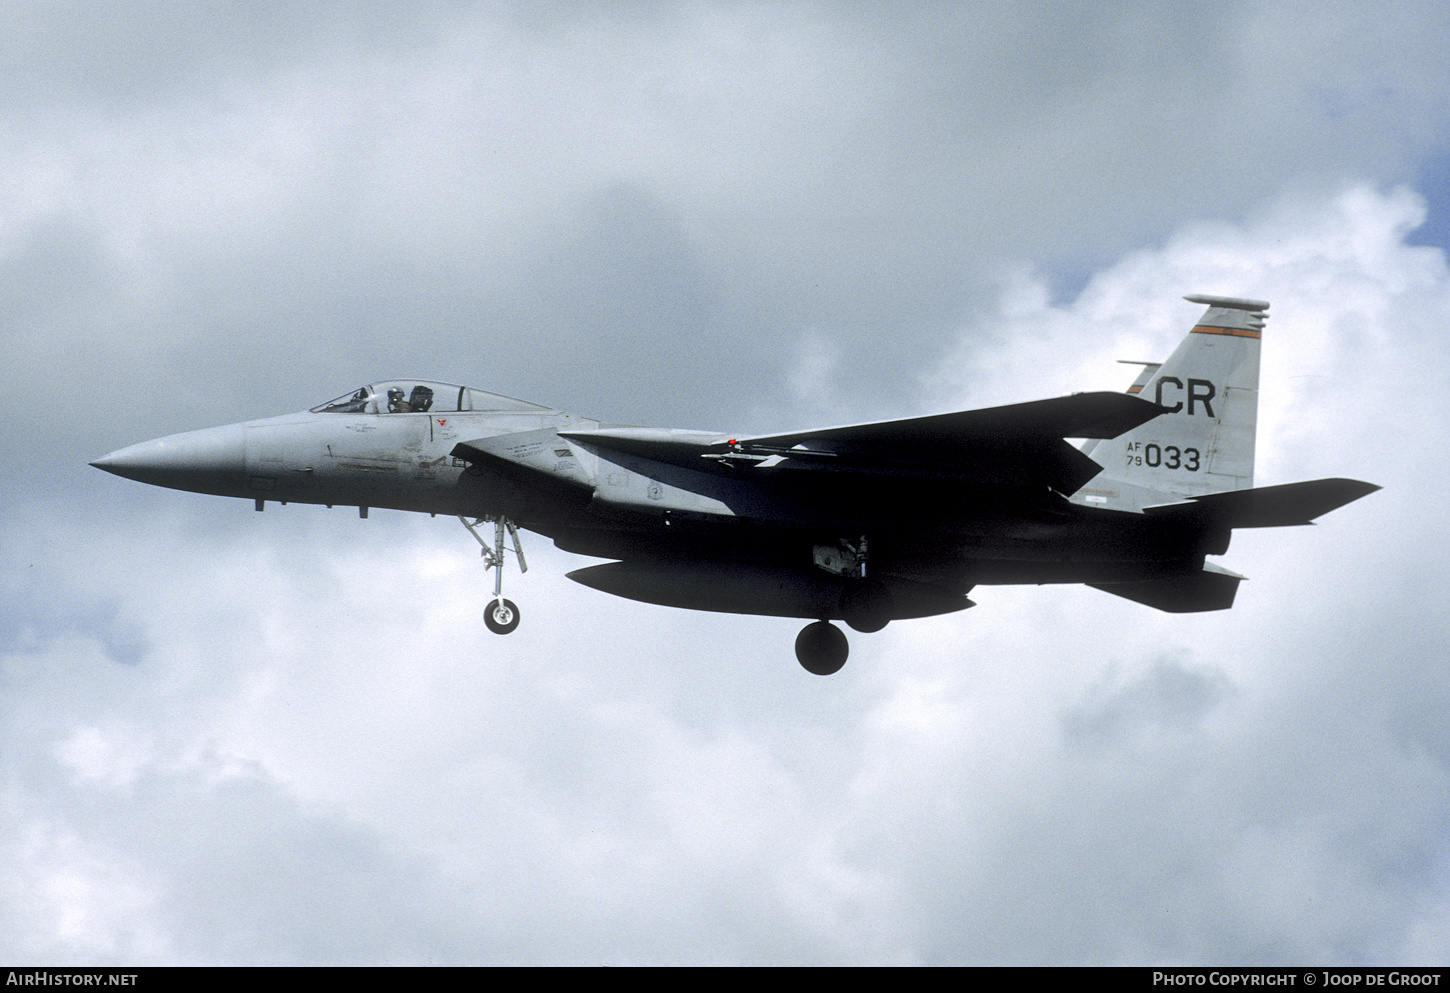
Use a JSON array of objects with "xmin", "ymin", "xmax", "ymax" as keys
[{"xmin": 92, "ymin": 295, "xmax": 1378, "ymax": 674}]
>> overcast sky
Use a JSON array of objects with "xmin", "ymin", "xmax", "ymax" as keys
[{"xmin": 3, "ymin": 1, "xmax": 1449, "ymax": 965}]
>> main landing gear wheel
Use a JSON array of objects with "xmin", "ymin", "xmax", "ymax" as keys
[
  {"xmin": 484, "ymin": 597, "xmax": 520, "ymax": 635},
  {"xmin": 795, "ymin": 621, "xmax": 849, "ymax": 676}
]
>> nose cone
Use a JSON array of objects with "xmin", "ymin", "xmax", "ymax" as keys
[{"xmin": 91, "ymin": 423, "xmax": 248, "ymax": 497}]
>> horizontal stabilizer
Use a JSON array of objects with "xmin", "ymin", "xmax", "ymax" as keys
[
  {"xmin": 1089, "ymin": 560, "xmax": 1245, "ymax": 613},
  {"xmin": 1144, "ymin": 477, "xmax": 1380, "ymax": 528}
]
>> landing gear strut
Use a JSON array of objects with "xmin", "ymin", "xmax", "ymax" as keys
[
  {"xmin": 795, "ymin": 621, "xmax": 848, "ymax": 676},
  {"xmin": 460, "ymin": 515, "xmax": 527, "ymax": 635}
]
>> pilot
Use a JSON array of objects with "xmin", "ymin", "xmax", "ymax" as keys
[{"xmin": 387, "ymin": 387, "xmax": 412, "ymax": 413}]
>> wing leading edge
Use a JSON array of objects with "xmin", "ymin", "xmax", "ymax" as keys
[
  {"xmin": 735, "ymin": 390, "xmax": 1164, "ymax": 449},
  {"xmin": 556, "ymin": 391, "xmax": 1164, "ymax": 495}
]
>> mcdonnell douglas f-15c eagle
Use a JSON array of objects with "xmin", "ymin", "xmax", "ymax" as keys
[{"xmin": 93, "ymin": 295, "xmax": 1378, "ymax": 674}]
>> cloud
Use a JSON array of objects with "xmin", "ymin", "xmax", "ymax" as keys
[
  {"xmin": 6, "ymin": 179, "xmax": 1450, "ymax": 964},
  {"xmin": 4, "ymin": 2, "xmax": 1450, "ymax": 966},
  {"xmin": 10, "ymin": 2, "xmax": 1450, "ymax": 464}
]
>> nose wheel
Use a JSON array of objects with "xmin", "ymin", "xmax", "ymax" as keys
[
  {"xmin": 460, "ymin": 515, "xmax": 528, "ymax": 635},
  {"xmin": 795, "ymin": 621, "xmax": 848, "ymax": 675},
  {"xmin": 484, "ymin": 597, "xmax": 520, "ymax": 634}
]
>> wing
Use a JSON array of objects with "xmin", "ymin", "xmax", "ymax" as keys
[
  {"xmin": 561, "ymin": 391, "xmax": 1164, "ymax": 495},
  {"xmin": 737, "ymin": 390, "xmax": 1163, "ymax": 449}
]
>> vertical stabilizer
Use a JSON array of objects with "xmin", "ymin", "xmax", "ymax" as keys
[{"xmin": 1075, "ymin": 295, "xmax": 1265, "ymax": 511}]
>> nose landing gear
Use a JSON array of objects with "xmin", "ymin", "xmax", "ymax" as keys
[{"xmin": 460, "ymin": 515, "xmax": 528, "ymax": 634}]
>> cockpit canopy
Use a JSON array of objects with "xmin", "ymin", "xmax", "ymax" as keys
[{"xmin": 311, "ymin": 380, "xmax": 550, "ymax": 415}]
